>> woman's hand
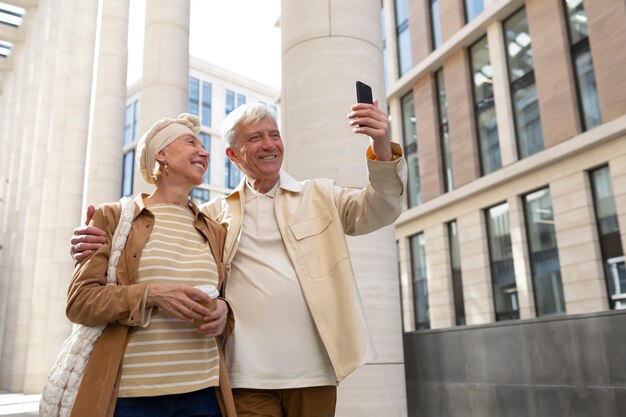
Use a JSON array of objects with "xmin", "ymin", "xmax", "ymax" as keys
[{"xmin": 146, "ymin": 284, "xmax": 213, "ymax": 321}]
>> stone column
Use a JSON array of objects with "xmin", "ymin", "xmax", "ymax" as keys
[
  {"xmin": 458, "ymin": 210, "xmax": 494, "ymax": 325},
  {"xmin": 281, "ymin": 1, "xmax": 406, "ymax": 415},
  {"xmin": 85, "ymin": 0, "xmax": 130, "ymax": 207},
  {"xmin": 551, "ymin": 171, "xmax": 607, "ymax": 314},
  {"xmin": 23, "ymin": 0, "xmax": 99, "ymax": 393},
  {"xmin": 133, "ymin": 0, "xmax": 190, "ymax": 195}
]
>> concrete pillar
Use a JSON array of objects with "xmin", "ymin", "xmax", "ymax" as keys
[
  {"xmin": 85, "ymin": 0, "xmax": 130, "ymax": 206},
  {"xmin": 586, "ymin": 0, "xmax": 626, "ymax": 122},
  {"xmin": 551, "ymin": 171, "xmax": 607, "ymax": 314},
  {"xmin": 425, "ymin": 223, "xmax": 454, "ymax": 328},
  {"xmin": 23, "ymin": 0, "xmax": 98, "ymax": 393},
  {"xmin": 526, "ymin": 0, "xmax": 581, "ymax": 146},
  {"xmin": 458, "ymin": 209, "xmax": 494, "ymax": 325},
  {"xmin": 281, "ymin": 1, "xmax": 406, "ymax": 415},
  {"xmin": 487, "ymin": 21, "xmax": 517, "ymax": 167},
  {"xmin": 508, "ymin": 195, "xmax": 535, "ymax": 319},
  {"xmin": 134, "ymin": 0, "xmax": 190, "ymax": 195},
  {"xmin": 0, "ymin": 1, "xmax": 43, "ymax": 390}
]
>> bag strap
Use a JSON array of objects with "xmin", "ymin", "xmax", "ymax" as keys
[{"xmin": 106, "ymin": 196, "xmax": 135, "ymax": 285}]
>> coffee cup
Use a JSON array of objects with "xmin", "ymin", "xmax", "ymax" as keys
[{"xmin": 193, "ymin": 284, "xmax": 219, "ymax": 327}]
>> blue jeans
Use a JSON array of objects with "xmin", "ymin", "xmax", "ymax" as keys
[{"xmin": 114, "ymin": 386, "xmax": 221, "ymax": 417}]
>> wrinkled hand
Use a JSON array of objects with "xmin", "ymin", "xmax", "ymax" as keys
[
  {"xmin": 147, "ymin": 284, "xmax": 214, "ymax": 322},
  {"xmin": 347, "ymin": 98, "xmax": 392, "ymax": 161},
  {"xmin": 70, "ymin": 204, "xmax": 106, "ymax": 262},
  {"xmin": 196, "ymin": 299, "xmax": 228, "ymax": 337}
]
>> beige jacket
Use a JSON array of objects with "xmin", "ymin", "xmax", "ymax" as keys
[
  {"xmin": 203, "ymin": 145, "xmax": 406, "ymax": 382},
  {"xmin": 66, "ymin": 194, "xmax": 236, "ymax": 417}
]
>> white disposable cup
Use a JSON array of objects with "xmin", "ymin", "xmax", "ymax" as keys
[{"xmin": 193, "ymin": 285, "xmax": 219, "ymax": 327}]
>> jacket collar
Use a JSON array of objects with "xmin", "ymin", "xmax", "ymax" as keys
[{"xmin": 225, "ymin": 170, "xmax": 303, "ymax": 202}]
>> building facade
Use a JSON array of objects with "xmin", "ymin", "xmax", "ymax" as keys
[{"xmin": 383, "ymin": 0, "xmax": 626, "ymax": 415}]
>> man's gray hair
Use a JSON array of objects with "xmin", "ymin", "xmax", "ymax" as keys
[{"xmin": 221, "ymin": 103, "xmax": 278, "ymax": 150}]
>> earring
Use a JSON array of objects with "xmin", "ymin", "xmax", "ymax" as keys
[{"xmin": 163, "ymin": 159, "xmax": 169, "ymax": 177}]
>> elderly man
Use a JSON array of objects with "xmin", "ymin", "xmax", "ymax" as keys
[{"xmin": 72, "ymin": 100, "xmax": 406, "ymax": 417}]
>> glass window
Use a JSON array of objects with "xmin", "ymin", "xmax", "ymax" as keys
[
  {"xmin": 395, "ymin": 0, "xmax": 413, "ymax": 77},
  {"xmin": 410, "ymin": 232, "xmax": 430, "ymax": 330},
  {"xmin": 237, "ymin": 93, "xmax": 246, "ymax": 108},
  {"xmin": 504, "ymin": 8, "xmax": 544, "ymax": 159},
  {"xmin": 435, "ymin": 69, "xmax": 453, "ymax": 192},
  {"xmin": 121, "ymin": 151, "xmax": 134, "ymax": 197},
  {"xmin": 402, "ymin": 92, "xmax": 422, "ymax": 207},
  {"xmin": 486, "ymin": 203, "xmax": 519, "ymax": 321},
  {"xmin": 188, "ymin": 77, "xmax": 199, "ymax": 116},
  {"xmin": 201, "ymin": 82, "xmax": 212, "ymax": 127},
  {"xmin": 465, "ymin": 0, "xmax": 485, "ymax": 22},
  {"xmin": 123, "ymin": 100, "xmax": 139, "ymax": 146},
  {"xmin": 226, "ymin": 90, "xmax": 235, "ymax": 115},
  {"xmin": 448, "ymin": 221, "xmax": 466, "ymax": 325},
  {"xmin": 430, "ymin": 0, "xmax": 442, "ymax": 49},
  {"xmin": 564, "ymin": 0, "xmax": 601, "ymax": 130},
  {"xmin": 524, "ymin": 188, "xmax": 566, "ymax": 316},
  {"xmin": 198, "ymin": 133, "xmax": 211, "ymax": 184},
  {"xmin": 225, "ymin": 159, "xmax": 242, "ymax": 189},
  {"xmin": 124, "ymin": 104, "xmax": 133, "ymax": 146},
  {"xmin": 590, "ymin": 166, "xmax": 625, "ymax": 309},
  {"xmin": 470, "ymin": 36, "xmax": 501, "ymax": 175}
]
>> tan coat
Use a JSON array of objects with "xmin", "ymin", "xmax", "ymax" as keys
[
  {"xmin": 67, "ymin": 194, "xmax": 236, "ymax": 417},
  {"xmin": 204, "ymin": 145, "xmax": 407, "ymax": 382}
]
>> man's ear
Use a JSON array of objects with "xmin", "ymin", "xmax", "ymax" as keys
[{"xmin": 225, "ymin": 147, "xmax": 237, "ymax": 164}]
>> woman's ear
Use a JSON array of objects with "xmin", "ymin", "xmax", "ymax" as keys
[{"xmin": 154, "ymin": 149, "xmax": 167, "ymax": 163}]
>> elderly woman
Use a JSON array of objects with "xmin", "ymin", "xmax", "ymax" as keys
[{"xmin": 65, "ymin": 114, "xmax": 236, "ymax": 417}]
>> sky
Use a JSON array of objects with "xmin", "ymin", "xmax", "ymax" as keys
[{"xmin": 127, "ymin": 0, "xmax": 282, "ymax": 89}]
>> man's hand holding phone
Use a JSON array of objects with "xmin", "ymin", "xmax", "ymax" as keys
[{"xmin": 348, "ymin": 81, "xmax": 393, "ymax": 161}]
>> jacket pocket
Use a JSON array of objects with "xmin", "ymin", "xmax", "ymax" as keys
[{"xmin": 289, "ymin": 209, "xmax": 349, "ymax": 279}]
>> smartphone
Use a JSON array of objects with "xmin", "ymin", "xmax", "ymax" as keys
[{"xmin": 356, "ymin": 81, "xmax": 373, "ymax": 104}]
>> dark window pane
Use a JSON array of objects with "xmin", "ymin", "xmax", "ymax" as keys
[
  {"xmin": 524, "ymin": 188, "xmax": 565, "ymax": 316},
  {"xmin": 410, "ymin": 233, "xmax": 430, "ymax": 330},
  {"xmin": 397, "ymin": 24, "xmax": 413, "ymax": 76},
  {"xmin": 470, "ymin": 36, "xmax": 501, "ymax": 175},
  {"xmin": 436, "ymin": 69, "xmax": 453, "ymax": 191},
  {"xmin": 199, "ymin": 133, "xmax": 211, "ymax": 184},
  {"xmin": 402, "ymin": 92, "xmax": 422, "ymax": 207},
  {"xmin": 486, "ymin": 203, "xmax": 519, "ymax": 321},
  {"xmin": 121, "ymin": 151, "xmax": 134, "ymax": 197},
  {"xmin": 565, "ymin": 0, "xmax": 588, "ymax": 45},
  {"xmin": 225, "ymin": 159, "xmax": 242, "ymax": 189},
  {"xmin": 574, "ymin": 48, "xmax": 601, "ymax": 130},
  {"xmin": 590, "ymin": 166, "xmax": 626, "ymax": 309},
  {"xmin": 504, "ymin": 10, "xmax": 534, "ymax": 82},
  {"xmin": 512, "ymin": 81, "xmax": 543, "ymax": 158},
  {"xmin": 448, "ymin": 221, "xmax": 466, "ymax": 325},
  {"xmin": 430, "ymin": 0, "xmax": 442, "ymax": 49}
]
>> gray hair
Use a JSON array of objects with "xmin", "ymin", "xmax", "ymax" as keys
[{"xmin": 221, "ymin": 103, "xmax": 278, "ymax": 150}]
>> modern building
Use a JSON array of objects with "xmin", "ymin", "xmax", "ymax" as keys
[{"xmin": 382, "ymin": 0, "xmax": 626, "ymax": 415}]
